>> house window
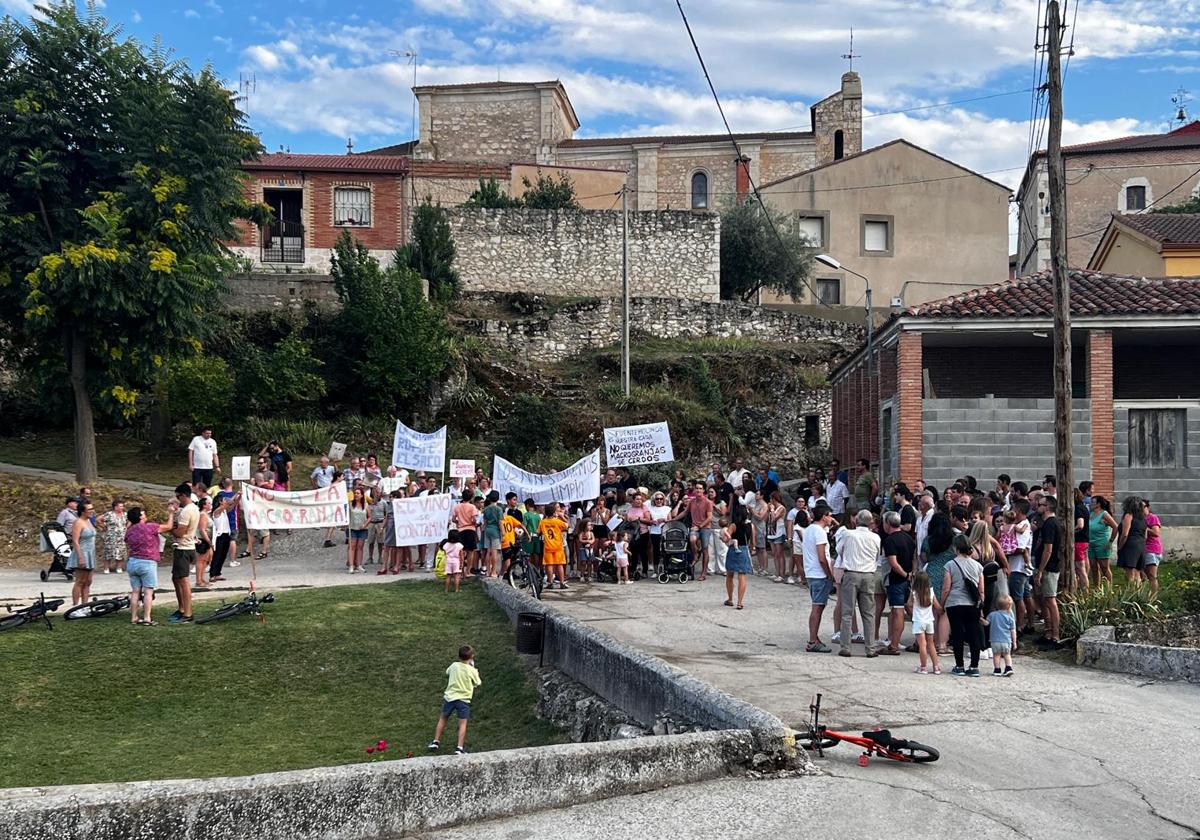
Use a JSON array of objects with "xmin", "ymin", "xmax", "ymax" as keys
[
  {"xmin": 816, "ymin": 277, "xmax": 841, "ymax": 305},
  {"xmin": 796, "ymin": 215, "xmax": 825, "ymax": 248},
  {"xmin": 834, "ymin": 130, "xmax": 845, "ymax": 160},
  {"xmin": 804, "ymin": 415, "xmax": 821, "ymax": 449},
  {"xmin": 1125, "ymin": 185, "xmax": 1147, "ymax": 211},
  {"xmin": 861, "ymin": 214, "xmax": 894, "ymax": 256},
  {"xmin": 1128, "ymin": 408, "xmax": 1187, "ymax": 469},
  {"xmin": 334, "ymin": 186, "xmax": 371, "ymax": 226},
  {"xmin": 690, "ymin": 171, "xmax": 708, "ymax": 210}
]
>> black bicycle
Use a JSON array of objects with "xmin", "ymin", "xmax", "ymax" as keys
[
  {"xmin": 195, "ymin": 591, "xmax": 275, "ymax": 625},
  {"xmin": 1, "ymin": 593, "xmax": 65, "ymax": 632},
  {"xmin": 503, "ymin": 543, "xmax": 543, "ymax": 601},
  {"xmin": 64, "ymin": 595, "xmax": 132, "ymax": 621}
]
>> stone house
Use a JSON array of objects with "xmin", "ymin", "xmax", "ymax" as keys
[
  {"xmin": 1088, "ymin": 213, "xmax": 1200, "ymax": 276},
  {"xmin": 829, "ymin": 269, "xmax": 1200, "ymax": 531},
  {"xmin": 757, "ymin": 139, "xmax": 1012, "ymax": 311},
  {"xmin": 1016, "ymin": 121, "xmax": 1200, "ymax": 276}
]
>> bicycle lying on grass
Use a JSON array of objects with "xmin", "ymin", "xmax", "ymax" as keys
[
  {"xmin": 798, "ymin": 694, "xmax": 939, "ymax": 765},
  {"xmin": 0, "ymin": 593, "xmax": 65, "ymax": 632},
  {"xmin": 195, "ymin": 591, "xmax": 275, "ymax": 625},
  {"xmin": 64, "ymin": 595, "xmax": 132, "ymax": 621}
]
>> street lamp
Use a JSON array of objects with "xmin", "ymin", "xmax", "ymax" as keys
[{"xmin": 815, "ymin": 254, "xmax": 874, "ymax": 379}]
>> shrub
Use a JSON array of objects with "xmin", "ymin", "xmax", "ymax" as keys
[
  {"xmin": 239, "ymin": 417, "xmax": 336, "ymax": 454},
  {"xmin": 1061, "ymin": 580, "xmax": 1164, "ymax": 640},
  {"xmin": 1158, "ymin": 552, "xmax": 1200, "ymax": 616},
  {"xmin": 165, "ymin": 355, "xmax": 236, "ymax": 430},
  {"xmin": 402, "ymin": 200, "xmax": 460, "ymax": 303},
  {"xmin": 497, "ymin": 394, "xmax": 559, "ymax": 463},
  {"xmin": 462, "ymin": 176, "xmax": 522, "ymax": 209}
]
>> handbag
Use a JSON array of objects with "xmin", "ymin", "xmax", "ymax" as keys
[{"xmin": 953, "ymin": 559, "xmax": 981, "ymax": 606}]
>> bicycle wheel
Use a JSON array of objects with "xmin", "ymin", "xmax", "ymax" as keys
[
  {"xmin": 524, "ymin": 564, "xmax": 543, "ymax": 601},
  {"xmin": 64, "ymin": 603, "xmax": 95, "ymax": 620},
  {"xmin": 796, "ymin": 732, "xmax": 839, "ymax": 751},
  {"xmin": 895, "ymin": 741, "xmax": 939, "ymax": 763},
  {"xmin": 0, "ymin": 614, "xmax": 28, "ymax": 632},
  {"xmin": 195, "ymin": 603, "xmax": 247, "ymax": 625}
]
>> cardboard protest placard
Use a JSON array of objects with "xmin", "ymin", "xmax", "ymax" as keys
[
  {"xmin": 230, "ymin": 456, "xmax": 251, "ymax": 481},
  {"xmin": 450, "ymin": 459, "xmax": 475, "ymax": 479},
  {"xmin": 492, "ymin": 450, "xmax": 600, "ymax": 505},
  {"xmin": 241, "ymin": 481, "xmax": 348, "ymax": 531},
  {"xmin": 604, "ymin": 422, "xmax": 674, "ymax": 467},
  {"xmin": 392, "ymin": 493, "xmax": 453, "ymax": 547},
  {"xmin": 391, "ymin": 420, "xmax": 446, "ymax": 472},
  {"xmin": 329, "ymin": 441, "xmax": 347, "ymax": 461}
]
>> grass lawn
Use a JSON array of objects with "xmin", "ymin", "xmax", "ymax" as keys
[
  {"xmin": 0, "ymin": 429, "xmax": 322, "ymax": 489},
  {"xmin": 0, "ymin": 581, "xmax": 561, "ymax": 787}
]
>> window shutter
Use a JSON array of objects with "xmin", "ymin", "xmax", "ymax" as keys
[{"xmin": 864, "ymin": 220, "xmax": 889, "ymax": 251}]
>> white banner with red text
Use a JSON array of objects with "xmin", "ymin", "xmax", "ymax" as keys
[
  {"xmin": 392, "ymin": 492, "xmax": 453, "ymax": 547},
  {"xmin": 240, "ymin": 481, "xmax": 349, "ymax": 531}
]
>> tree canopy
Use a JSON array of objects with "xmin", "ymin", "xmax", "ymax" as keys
[
  {"xmin": 1156, "ymin": 195, "xmax": 1200, "ymax": 214},
  {"xmin": 719, "ymin": 199, "xmax": 816, "ymax": 302},
  {"xmin": 0, "ymin": 2, "xmax": 263, "ymax": 480},
  {"xmin": 403, "ymin": 198, "xmax": 461, "ymax": 304}
]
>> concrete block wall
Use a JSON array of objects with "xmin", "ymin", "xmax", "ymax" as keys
[
  {"xmin": 922, "ymin": 397, "xmax": 1093, "ymax": 491},
  {"xmin": 1114, "ymin": 406, "xmax": 1200, "ymax": 526}
]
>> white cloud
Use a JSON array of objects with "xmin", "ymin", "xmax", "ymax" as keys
[
  {"xmin": 183, "ymin": 9, "xmax": 199, "ymax": 19},
  {"xmin": 243, "ymin": 44, "xmax": 283, "ymax": 71},
  {"xmin": 213, "ymin": 35, "xmax": 233, "ymax": 50},
  {"xmin": 0, "ymin": 0, "xmax": 36, "ymax": 15},
  {"xmin": 130, "ymin": 9, "xmax": 141, "ymax": 23},
  {"xmin": 204, "ymin": 0, "xmax": 223, "ymax": 13}
]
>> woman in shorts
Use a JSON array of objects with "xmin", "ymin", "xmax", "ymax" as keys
[
  {"xmin": 1143, "ymin": 499, "xmax": 1163, "ymax": 597},
  {"xmin": 347, "ymin": 487, "xmax": 369, "ymax": 574},
  {"xmin": 766, "ymin": 491, "xmax": 788, "ymax": 581},
  {"xmin": 124, "ymin": 506, "xmax": 173, "ymax": 626},
  {"xmin": 1087, "ymin": 496, "xmax": 1118, "ymax": 586}
]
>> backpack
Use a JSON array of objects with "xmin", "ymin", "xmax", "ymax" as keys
[{"xmin": 953, "ymin": 559, "xmax": 981, "ymax": 606}]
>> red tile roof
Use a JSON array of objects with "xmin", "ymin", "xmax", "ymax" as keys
[
  {"xmin": 1033, "ymin": 121, "xmax": 1200, "ymax": 157},
  {"xmin": 558, "ymin": 130, "xmax": 813, "ymax": 149},
  {"xmin": 357, "ymin": 140, "xmax": 416, "ymax": 156},
  {"xmin": 908, "ymin": 269, "xmax": 1200, "ymax": 319},
  {"xmin": 1114, "ymin": 213, "xmax": 1200, "ymax": 247},
  {"xmin": 243, "ymin": 153, "xmax": 410, "ymax": 173}
]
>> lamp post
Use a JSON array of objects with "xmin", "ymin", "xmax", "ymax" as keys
[{"xmin": 816, "ymin": 254, "xmax": 873, "ymax": 378}]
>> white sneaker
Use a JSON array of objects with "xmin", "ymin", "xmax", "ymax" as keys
[
  {"xmin": 786, "ymin": 576, "xmax": 796, "ymax": 585},
  {"xmin": 852, "ymin": 633, "xmax": 865, "ymax": 643},
  {"xmin": 103, "ymin": 568, "xmax": 111, "ymax": 574},
  {"xmin": 878, "ymin": 637, "xmax": 890, "ymax": 648},
  {"xmin": 117, "ymin": 567, "xmax": 124, "ymax": 573},
  {"xmin": 230, "ymin": 560, "xmax": 241, "ymax": 567},
  {"xmin": 772, "ymin": 575, "xmax": 784, "ymax": 583},
  {"xmin": 831, "ymin": 631, "xmax": 842, "ymax": 644},
  {"xmin": 981, "ymin": 648, "xmax": 993, "ymax": 660}
]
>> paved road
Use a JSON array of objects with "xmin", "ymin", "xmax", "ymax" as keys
[
  {"xmin": 429, "ymin": 575, "xmax": 1200, "ymax": 840},
  {"xmin": 0, "ymin": 461, "xmax": 175, "ymax": 496}
]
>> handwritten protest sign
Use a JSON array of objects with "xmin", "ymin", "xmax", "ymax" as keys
[
  {"xmin": 450, "ymin": 459, "xmax": 475, "ymax": 479},
  {"xmin": 240, "ymin": 481, "xmax": 348, "ymax": 531},
  {"xmin": 603, "ymin": 422, "xmax": 674, "ymax": 467},
  {"xmin": 492, "ymin": 450, "xmax": 600, "ymax": 505},
  {"xmin": 328, "ymin": 441, "xmax": 347, "ymax": 461},
  {"xmin": 230, "ymin": 456, "xmax": 251, "ymax": 481},
  {"xmin": 391, "ymin": 420, "xmax": 446, "ymax": 472},
  {"xmin": 392, "ymin": 492, "xmax": 453, "ymax": 547}
]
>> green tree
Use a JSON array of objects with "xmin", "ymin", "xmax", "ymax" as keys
[
  {"xmin": 165, "ymin": 355, "xmax": 236, "ymax": 430},
  {"xmin": 235, "ymin": 334, "xmax": 326, "ymax": 416},
  {"xmin": 0, "ymin": 3, "xmax": 263, "ymax": 481},
  {"xmin": 519, "ymin": 172, "xmax": 580, "ymax": 209},
  {"xmin": 403, "ymin": 198, "xmax": 460, "ymax": 303},
  {"xmin": 719, "ymin": 200, "xmax": 815, "ymax": 302},
  {"xmin": 462, "ymin": 176, "xmax": 522, "ymax": 209},
  {"xmin": 1157, "ymin": 196, "xmax": 1200, "ymax": 214},
  {"xmin": 331, "ymin": 231, "xmax": 448, "ymax": 416}
]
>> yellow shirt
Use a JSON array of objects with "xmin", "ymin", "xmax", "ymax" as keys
[
  {"xmin": 500, "ymin": 513, "xmax": 523, "ymax": 549},
  {"xmin": 444, "ymin": 661, "xmax": 481, "ymax": 703},
  {"xmin": 538, "ymin": 517, "xmax": 568, "ymax": 564}
]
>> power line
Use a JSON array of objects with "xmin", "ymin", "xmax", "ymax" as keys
[
  {"xmin": 1066, "ymin": 163, "xmax": 1200, "ymax": 240},
  {"xmin": 674, "ymin": 0, "xmax": 831, "ymax": 307}
]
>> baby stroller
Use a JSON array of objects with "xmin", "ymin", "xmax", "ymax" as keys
[
  {"xmin": 38, "ymin": 522, "xmax": 74, "ymax": 582},
  {"xmin": 658, "ymin": 519, "xmax": 692, "ymax": 583}
]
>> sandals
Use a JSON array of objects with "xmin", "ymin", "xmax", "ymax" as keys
[
  {"xmin": 237, "ymin": 551, "xmax": 251, "ymax": 559},
  {"xmin": 736, "ymin": 604, "xmax": 744, "ymax": 610},
  {"xmin": 724, "ymin": 599, "xmax": 734, "ymax": 607},
  {"xmin": 137, "ymin": 619, "xmax": 158, "ymax": 626}
]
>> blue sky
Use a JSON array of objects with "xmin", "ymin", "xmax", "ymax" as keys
[{"xmin": 6, "ymin": 0, "xmax": 1200, "ymax": 197}]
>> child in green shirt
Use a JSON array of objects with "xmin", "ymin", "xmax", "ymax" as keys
[{"xmin": 427, "ymin": 645, "xmax": 481, "ymax": 755}]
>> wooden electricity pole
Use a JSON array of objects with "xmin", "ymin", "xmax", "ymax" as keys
[{"xmin": 1046, "ymin": 0, "xmax": 1075, "ymax": 592}]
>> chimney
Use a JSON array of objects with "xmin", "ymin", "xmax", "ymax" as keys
[{"xmin": 735, "ymin": 156, "xmax": 751, "ymax": 202}]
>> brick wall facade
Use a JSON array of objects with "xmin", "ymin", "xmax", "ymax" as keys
[
  {"xmin": 897, "ymin": 331, "xmax": 923, "ymax": 484},
  {"xmin": 1089, "ymin": 331, "xmax": 1115, "ymax": 498}
]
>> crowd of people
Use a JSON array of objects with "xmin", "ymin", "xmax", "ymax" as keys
[{"xmin": 48, "ymin": 426, "xmax": 1171, "ymax": 652}]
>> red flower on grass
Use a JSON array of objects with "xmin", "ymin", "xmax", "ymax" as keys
[{"xmin": 365, "ymin": 746, "xmax": 375, "ymax": 754}]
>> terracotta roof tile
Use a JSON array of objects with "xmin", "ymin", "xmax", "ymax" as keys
[
  {"xmin": 1032, "ymin": 121, "xmax": 1200, "ymax": 156},
  {"xmin": 908, "ymin": 269, "xmax": 1200, "ymax": 319},
  {"xmin": 244, "ymin": 153, "xmax": 410, "ymax": 173},
  {"xmin": 1115, "ymin": 213, "xmax": 1200, "ymax": 247}
]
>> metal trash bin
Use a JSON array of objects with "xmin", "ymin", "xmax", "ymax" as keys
[{"xmin": 516, "ymin": 611, "xmax": 545, "ymax": 655}]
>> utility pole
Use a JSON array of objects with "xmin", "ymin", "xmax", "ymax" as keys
[
  {"xmin": 621, "ymin": 185, "xmax": 631, "ymax": 396},
  {"xmin": 1046, "ymin": 0, "xmax": 1075, "ymax": 593}
]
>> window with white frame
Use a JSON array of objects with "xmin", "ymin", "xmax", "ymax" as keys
[
  {"xmin": 1128, "ymin": 408, "xmax": 1187, "ymax": 469},
  {"xmin": 334, "ymin": 186, "xmax": 371, "ymax": 226},
  {"xmin": 1118, "ymin": 177, "xmax": 1152, "ymax": 213}
]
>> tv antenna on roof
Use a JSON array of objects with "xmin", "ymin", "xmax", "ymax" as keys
[
  {"xmin": 841, "ymin": 28, "xmax": 861, "ymax": 72},
  {"xmin": 238, "ymin": 71, "xmax": 256, "ymax": 120}
]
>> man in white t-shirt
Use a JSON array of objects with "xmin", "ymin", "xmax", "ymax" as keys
[
  {"xmin": 187, "ymin": 428, "xmax": 219, "ymax": 487},
  {"xmin": 825, "ymin": 469, "xmax": 850, "ymax": 521},
  {"xmin": 726, "ymin": 458, "xmax": 749, "ymax": 491},
  {"xmin": 802, "ymin": 505, "xmax": 835, "ymax": 653},
  {"xmin": 835, "ymin": 509, "xmax": 882, "ymax": 656},
  {"xmin": 915, "ymin": 493, "xmax": 935, "ymax": 559}
]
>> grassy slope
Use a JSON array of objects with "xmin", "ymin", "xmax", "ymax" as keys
[{"xmin": 0, "ymin": 582, "xmax": 561, "ymax": 787}]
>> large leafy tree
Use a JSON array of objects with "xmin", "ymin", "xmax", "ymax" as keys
[
  {"xmin": 719, "ymin": 199, "xmax": 816, "ymax": 302},
  {"xmin": 403, "ymin": 198, "xmax": 461, "ymax": 304},
  {"xmin": 0, "ymin": 3, "xmax": 263, "ymax": 481}
]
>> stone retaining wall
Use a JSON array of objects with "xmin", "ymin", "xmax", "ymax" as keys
[{"xmin": 1076, "ymin": 616, "xmax": 1200, "ymax": 684}]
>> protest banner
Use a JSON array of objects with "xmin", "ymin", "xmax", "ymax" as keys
[
  {"xmin": 449, "ymin": 459, "xmax": 475, "ymax": 479},
  {"xmin": 328, "ymin": 441, "xmax": 347, "ymax": 461},
  {"xmin": 492, "ymin": 450, "xmax": 600, "ymax": 505},
  {"xmin": 240, "ymin": 481, "xmax": 348, "ymax": 531},
  {"xmin": 392, "ymin": 492, "xmax": 453, "ymax": 547},
  {"xmin": 603, "ymin": 421, "xmax": 674, "ymax": 467},
  {"xmin": 391, "ymin": 420, "xmax": 446, "ymax": 472},
  {"xmin": 230, "ymin": 456, "xmax": 251, "ymax": 481}
]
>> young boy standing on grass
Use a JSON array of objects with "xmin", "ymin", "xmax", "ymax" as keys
[{"xmin": 428, "ymin": 646, "xmax": 481, "ymax": 755}]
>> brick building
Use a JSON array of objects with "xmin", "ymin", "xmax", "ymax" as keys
[
  {"xmin": 1016, "ymin": 121, "xmax": 1200, "ymax": 276},
  {"xmin": 830, "ymin": 270, "xmax": 1200, "ymax": 526}
]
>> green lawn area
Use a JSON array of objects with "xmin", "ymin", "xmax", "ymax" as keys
[
  {"xmin": 0, "ymin": 430, "xmax": 321, "ymax": 488},
  {"xmin": 0, "ymin": 581, "xmax": 561, "ymax": 788}
]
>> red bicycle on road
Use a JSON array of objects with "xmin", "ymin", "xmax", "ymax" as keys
[{"xmin": 798, "ymin": 694, "xmax": 939, "ymax": 765}]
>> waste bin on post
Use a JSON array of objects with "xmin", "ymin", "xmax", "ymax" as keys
[{"xmin": 516, "ymin": 611, "xmax": 546, "ymax": 665}]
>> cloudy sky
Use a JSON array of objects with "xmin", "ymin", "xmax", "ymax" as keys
[{"xmin": 6, "ymin": 1, "xmax": 1200, "ymax": 210}]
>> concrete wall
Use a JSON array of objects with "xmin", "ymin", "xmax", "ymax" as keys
[
  {"xmin": 0, "ymin": 731, "xmax": 754, "ymax": 840},
  {"xmin": 922, "ymin": 397, "xmax": 1093, "ymax": 491},
  {"xmin": 446, "ymin": 207, "xmax": 721, "ymax": 301},
  {"xmin": 223, "ymin": 272, "xmax": 340, "ymax": 310},
  {"xmin": 1077, "ymin": 619, "xmax": 1200, "ymax": 684},
  {"xmin": 1114, "ymin": 405, "xmax": 1200, "ymax": 526},
  {"xmin": 759, "ymin": 140, "xmax": 1011, "ymax": 310},
  {"xmin": 482, "ymin": 579, "xmax": 794, "ymax": 756}
]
